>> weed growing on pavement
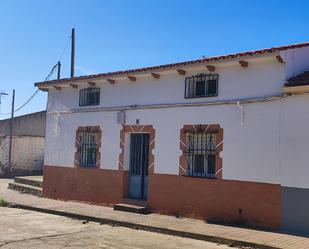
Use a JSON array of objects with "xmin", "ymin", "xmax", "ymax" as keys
[{"xmin": 0, "ymin": 198, "xmax": 8, "ymax": 207}]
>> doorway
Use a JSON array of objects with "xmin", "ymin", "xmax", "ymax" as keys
[{"xmin": 128, "ymin": 133, "xmax": 149, "ymax": 200}]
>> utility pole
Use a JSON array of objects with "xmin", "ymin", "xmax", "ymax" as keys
[
  {"xmin": 8, "ymin": 89, "xmax": 15, "ymax": 171},
  {"xmin": 70, "ymin": 28, "xmax": 75, "ymax": 78},
  {"xmin": 57, "ymin": 61, "xmax": 61, "ymax": 80}
]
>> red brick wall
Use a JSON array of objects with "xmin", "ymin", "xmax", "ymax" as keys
[
  {"xmin": 148, "ymin": 173, "xmax": 280, "ymax": 229},
  {"xmin": 43, "ymin": 165, "xmax": 128, "ymax": 204},
  {"xmin": 43, "ymin": 165, "xmax": 280, "ymax": 229}
]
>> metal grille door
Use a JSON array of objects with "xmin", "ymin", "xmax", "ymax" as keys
[{"xmin": 129, "ymin": 134, "xmax": 149, "ymax": 200}]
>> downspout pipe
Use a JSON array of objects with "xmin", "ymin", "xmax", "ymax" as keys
[{"xmin": 236, "ymin": 101, "xmax": 245, "ymax": 126}]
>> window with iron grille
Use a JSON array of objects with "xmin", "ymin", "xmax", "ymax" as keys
[
  {"xmin": 79, "ymin": 131, "xmax": 97, "ymax": 167},
  {"xmin": 79, "ymin": 87, "xmax": 100, "ymax": 106},
  {"xmin": 185, "ymin": 132, "xmax": 216, "ymax": 178},
  {"xmin": 185, "ymin": 74, "xmax": 218, "ymax": 98}
]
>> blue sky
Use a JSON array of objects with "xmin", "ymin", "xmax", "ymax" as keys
[{"xmin": 0, "ymin": 0, "xmax": 308, "ymax": 119}]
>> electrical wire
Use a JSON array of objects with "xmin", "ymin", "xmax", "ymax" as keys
[
  {"xmin": 56, "ymin": 37, "xmax": 71, "ymax": 62},
  {"xmin": 0, "ymin": 37, "xmax": 71, "ymax": 116},
  {"xmin": 0, "ymin": 61, "xmax": 58, "ymax": 116}
]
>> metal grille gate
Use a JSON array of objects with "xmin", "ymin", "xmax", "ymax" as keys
[{"xmin": 128, "ymin": 133, "xmax": 149, "ymax": 200}]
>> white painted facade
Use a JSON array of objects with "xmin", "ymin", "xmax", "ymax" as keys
[
  {"xmin": 282, "ymin": 46, "xmax": 309, "ymax": 78},
  {"xmin": 43, "ymin": 46, "xmax": 309, "ymax": 189},
  {"xmin": 47, "ymin": 55, "xmax": 285, "ymax": 112}
]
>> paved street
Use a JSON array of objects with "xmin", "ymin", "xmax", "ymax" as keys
[{"xmin": 0, "ymin": 207, "xmax": 231, "ymax": 249}]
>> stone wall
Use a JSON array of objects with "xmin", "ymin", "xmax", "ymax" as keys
[
  {"xmin": 0, "ymin": 136, "xmax": 44, "ymax": 176},
  {"xmin": 0, "ymin": 111, "xmax": 46, "ymax": 177}
]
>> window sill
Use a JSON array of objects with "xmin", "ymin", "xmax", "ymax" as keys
[
  {"xmin": 185, "ymin": 95, "xmax": 218, "ymax": 99},
  {"xmin": 78, "ymin": 104, "xmax": 100, "ymax": 108},
  {"xmin": 182, "ymin": 175, "xmax": 217, "ymax": 180},
  {"xmin": 76, "ymin": 165, "xmax": 99, "ymax": 169}
]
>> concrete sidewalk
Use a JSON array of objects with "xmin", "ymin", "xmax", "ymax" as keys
[{"xmin": 0, "ymin": 179, "xmax": 308, "ymax": 249}]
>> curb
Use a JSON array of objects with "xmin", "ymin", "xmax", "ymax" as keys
[{"xmin": 8, "ymin": 203, "xmax": 278, "ymax": 249}]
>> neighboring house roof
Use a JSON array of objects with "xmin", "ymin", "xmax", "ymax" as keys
[
  {"xmin": 35, "ymin": 42, "xmax": 309, "ymax": 87},
  {"xmin": 284, "ymin": 71, "xmax": 309, "ymax": 87}
]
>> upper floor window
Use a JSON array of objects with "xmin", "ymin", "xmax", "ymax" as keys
[
  {"xmin": 79, "ymin": 87, "xmax": 100, "ymax": 106},
  {"xmin": 185, "ymin": 132, "xmax": 216, "ymax": 178},
  {"xmin": 185, "ymin": 74, "xmax": 218, "ymax": 99}
]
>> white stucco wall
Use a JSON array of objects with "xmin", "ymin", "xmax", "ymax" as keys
[
  {"xmin": 280, "ymin": 95, "xmax": 309, "ymax": 189},
  {"xmin": 45, "ymin": 94, "xmax": 309, "ymax": 188},
  {"xmin": 47, "ymin": 56, "xmax": 285, "ymax": 113},
  {"xmin": 45, "ymin": 100, "xmax": 281, "ymax": 184},
  {"xmin": 43, "ymin": 47, "xmax": 309, "ymax": 189},
  {"xmin": 45, "ymin": 112, "xmax": 122, "ymax": 170},
  {"xmin": 282, "ymin": 46, "xmax": 309, "ymax": 79}
]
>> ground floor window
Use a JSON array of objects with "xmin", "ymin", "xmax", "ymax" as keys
[
  {"xmin": 185, "ymin": 132, "xmax": 216, "ymax": 177},
  {"xmin": 79, "ymin": 131, "xmax": 97, "ymax": 167},
  {"xmin": 179, "ymin": 124, "xmax": 223, "ymax": 179},
  {"xmin": 75, "ymin": 126, "xmax": 101, "ymax": 168}
]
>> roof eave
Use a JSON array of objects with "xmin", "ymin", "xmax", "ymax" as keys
[
  {"xmin": 34, "ymin": 41, "xmax": 309, "ymax": 88},
  {"xmin": 34, "ymin": 53, "xmax": 279, "ymax": 88}
]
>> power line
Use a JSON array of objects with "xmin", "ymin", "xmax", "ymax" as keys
[
  {"xmin": 0, "ymin": 62, "xmax": 58, "ymax": 116},
  {"xmin": 13, "ymin": 89, "xmax": 40, "ymax": 113},
  {"xmin": 57, "ymin": 36, "xmax": 71, "ymax": 63},
  {"xmin": 0, "ymin": 36, "xmax": 71, "ymax": 116},
  {"xmin": 13, "ymin": 62, "xmax": 59, "ymax": 113}
]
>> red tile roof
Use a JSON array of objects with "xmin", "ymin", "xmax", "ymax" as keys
[
  {"xmin": 35, "ymin": 42, "xmax": 309, "ymax": 87},
  {"xmin": 284, "ymin": 71, "xmax": 309, "ymax": 87}
]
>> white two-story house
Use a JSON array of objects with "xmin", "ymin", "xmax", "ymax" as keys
[{"xmin": 35, "ymin": 42, "xmax": 309, "ymax": 234}]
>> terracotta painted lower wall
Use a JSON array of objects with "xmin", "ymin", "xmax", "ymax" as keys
[
  {"xmin": 43, "ymin": 165, "xmax": 280, "ymax": 229},
  {"xmin": 148, "ymin": 173, "xmax": 280, "ymax": 229},
  {"xmin": 43, "ymin": 165, "xmax": 128, "ymax": 204}
]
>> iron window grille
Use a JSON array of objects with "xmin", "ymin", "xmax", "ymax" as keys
[
  {"xmin": 79, "ymin": 87, "xmax": 100, "ymax": 106},
  {"xmin": 185, "ymin": 74, "xmax": 218, "ymax": 99},
  {"xmin": 79, "ymin": 131, "xmax": 97, "ymax": 167},
  {"xmin": 184, "ymin": 132, "xmax": 217, "ymax": 178}
]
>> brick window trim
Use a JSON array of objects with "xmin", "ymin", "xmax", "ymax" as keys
[
  {"xmin": 74, "ymin": 126, "xmax": 102, "ymax": 168},
  {"xmin": 179, "ymin": 124, "xmax": 223, "ymax": 179},
  {"xmin": 118, "ymin": 125, "xmax": 155, "ymax": 174}
]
